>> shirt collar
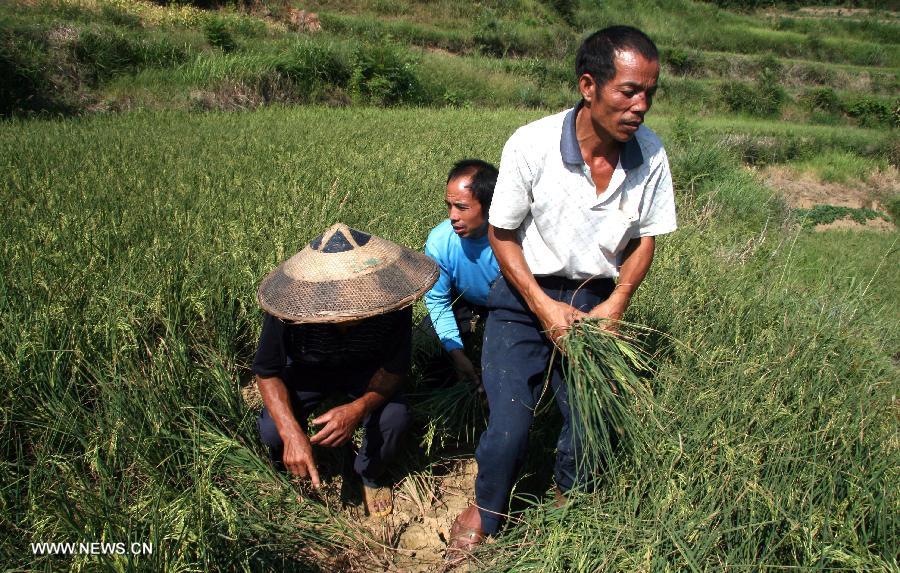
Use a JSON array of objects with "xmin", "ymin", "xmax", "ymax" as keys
[{"xmin": 560, "ymin": 100, "xmax": 644, "ymax": 170}]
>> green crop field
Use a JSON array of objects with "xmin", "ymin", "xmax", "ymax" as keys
[{"xmin": 1, "ymin": 0, "xmax": 898, "ymax": 571}]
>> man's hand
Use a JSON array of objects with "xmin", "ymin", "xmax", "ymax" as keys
[
  {"xmin": 283, "ymin": 432, "xmax": 321, "ymax": 486},
  {"xmin": 586, "ymin": 295, "xmax": 628, "ymax": 331},
  {"xmin": 310, "ymin": 402, "xmax": 366, "ymax": 448},
  {"xmin": 256, "ymin": 374, "xmax": 322, "ymax": 486},
  {"xmin": 449, "ymin": 349, "xmax": 480, "ymax": 384},
  {"xmin": 536, "ymin": 299, "xmax": 586, "ymax": 346}
]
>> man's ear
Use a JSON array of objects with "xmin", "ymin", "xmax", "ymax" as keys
[{"xmin": 578, "ymin": 73, "xmax": 595, "ymax": 104}]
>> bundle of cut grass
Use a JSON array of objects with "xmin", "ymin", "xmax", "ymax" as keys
[
  {"xmin": 560, "ymin": 320, "xmax": 658, "ymax": 478},
  {"xmin": 412, "ymin": 380, "xmax": 488, "ymax": 454}
]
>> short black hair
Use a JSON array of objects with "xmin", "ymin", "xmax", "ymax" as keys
[
  {"xmin": 575, "ymin": 26, "xmax": 659, "ymax": 88},
  {"xmin": 447, "ymin": 159, "xmax": 498, "ymax": 211}
]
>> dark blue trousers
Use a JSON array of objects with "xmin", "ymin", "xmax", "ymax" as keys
[
  {"xmin": 257, "ymin": 364, "xmax": 409, "ymax": 487},
  {"xmin": 475, "ymin": 274, "xmax": 614, "ymax": 534}
]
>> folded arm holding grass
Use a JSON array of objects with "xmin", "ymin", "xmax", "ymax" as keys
[{"xmin": 489, "ymin": 227, "xmax": 655, "ymax": 344}]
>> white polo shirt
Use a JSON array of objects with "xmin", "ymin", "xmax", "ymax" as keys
[{"xmin": 489, "ymin": 102, "xmax": 677, "ymax": 279}]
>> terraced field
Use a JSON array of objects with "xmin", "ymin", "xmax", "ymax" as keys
[{"xmin": 1, "ymin": 1, "xmax": 897, "ymax": 571}]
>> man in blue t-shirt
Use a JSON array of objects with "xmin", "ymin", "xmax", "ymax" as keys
[{"xmin": 423, "ymin": 159, "xmax": 500, "ymax": 387}]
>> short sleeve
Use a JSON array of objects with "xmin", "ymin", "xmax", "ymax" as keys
[
  {"xmin": 637, "ymin": 149, "xmax": 678, "ymax": 237},
  {"xmin": 489, "ymin": 133, "xmax": 533, "ymax": 230},
  {"xmin": 252, "ymin": 313, "xmax": 287, "ymax": 378},
  {"xmin": 382, "ymin": 306, "xmax": 413, "ymax": 375}
]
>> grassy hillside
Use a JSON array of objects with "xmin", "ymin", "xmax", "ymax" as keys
[
  {"xmin": 2, "ymin": 0, "xmax": 898, "ymax": 129},
  {"xmin": 1, "ymin": 1, "xmax": 898, "ymax": 571}
]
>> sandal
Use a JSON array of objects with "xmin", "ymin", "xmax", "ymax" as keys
[
  {"xmin": 553, "ymin": 485, "xmax": 568, "ymax": 508},
  {"xmin": 446, "ymin": 505, "xmax": 486, "ymax": 562},
  {"xmin": 362, "ymin": 483, "xmax": 393, "ymax": 518}
]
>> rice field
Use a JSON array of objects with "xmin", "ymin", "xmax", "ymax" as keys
[{"xmin": 1, "ymin": 105, "xmax": 897, "ymax": 571}]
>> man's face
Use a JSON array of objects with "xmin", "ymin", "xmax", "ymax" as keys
[
  {"xmin": 581, "ymin": 50, "xmax": 659, "ymax": 143},
  {"xmin": 445, "ymin": 174, "xmax": 486, "ymax": 239}
]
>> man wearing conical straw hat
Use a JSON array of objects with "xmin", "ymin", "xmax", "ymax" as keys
[{"xmin": 252, "ymin": 223, "xmax": 438, "ymax": 517}]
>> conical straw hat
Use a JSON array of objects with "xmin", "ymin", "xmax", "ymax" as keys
[{"xmin": 257, "ymin": 223, "xmax": 438, "ymax": 323}]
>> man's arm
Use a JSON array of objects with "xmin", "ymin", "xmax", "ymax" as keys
[
  {"xmin": 310, "ymin": 311, "xmax": 411, "ymax": 447},
  {"xmin": 424, "ymin": 233, "xmax": 465, "ymax": 353},
  {"xmin": 423, "ymin": 235, "xmax": 479, "ymax": 384},
  {"xmin": 425, "ymin": 284, "xmax": 479, "ymax": 384},
  {"xmin": 256, "ymin": 374, "xmax": 320, "ymax": 486},
  {"xmin": 588, "ymin": 235, "xmax": 655, "ymax": 322},
  {"xmin": 489, "ymin": 226, "xmax": 585, "ymax": 345},
  {"xmin": 309, "ymin": 368, "xmax": 404, "ymax": 447}
]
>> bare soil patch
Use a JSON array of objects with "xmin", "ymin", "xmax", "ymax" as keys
[
  {"xmin": 767, "ymin": 7, "xmax": 900, "ymax": 22},
  {"xmin": 760, "ymin": 165, "xmax": 900, "ymax": 210},
  {"xmin": 795, "ymin": 7, "xmax": 895, "ymax": 19},
  {"xmin": 241, "ymin": 384, "xmax": 478, "ymax": 571},
  {"xmin": 758, "ymin": 165, "xmax": 897, "ymax": 232},
  {"xmin": 815, "ymin": 218, "xmax": 896, "ymax": 232},
  {"xmin": 423, "ymin": 45, "xmax": 469, "ymax": 58},
  {"xmin": 345, "ymin": 457, "xmax": 478, "ymax": 572}
]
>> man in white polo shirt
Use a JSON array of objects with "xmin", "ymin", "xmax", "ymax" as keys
[{"xmin": 448, "ymin": 25, "xmax": 677, "ymax": 553}]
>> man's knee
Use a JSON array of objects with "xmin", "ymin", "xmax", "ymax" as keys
[
  {"xmin": 477, "ymin": 411, "xmax": 532, "ymax": 462},
  {"xmin": 375, "ymin": 401, "xmax": 410, "ymax": 436}
]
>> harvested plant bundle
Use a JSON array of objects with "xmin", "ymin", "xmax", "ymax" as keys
[
  {"xmin": 561, "ymin": 320, "xmax": 657, "ymax": 476},
  {"xmin": 413, "ymin": 380, "xmax": 488, "ymax": 454}
]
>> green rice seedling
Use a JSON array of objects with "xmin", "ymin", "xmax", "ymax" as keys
[{"xmin": 560, "ymin": 320, "xmax": 658, "ymax": 477}]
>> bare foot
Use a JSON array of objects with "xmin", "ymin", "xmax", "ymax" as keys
[
  {"xmin": 446, "ymin": 505, "xmax": 485, "ymax": 562},
  {"xmin": 363, "ymin": 483, "xmax": 393, "ymax": 518}
]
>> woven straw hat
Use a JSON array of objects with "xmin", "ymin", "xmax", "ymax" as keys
[{"xmin": 257, "ymin": 223, "xmax": 438, "ymax": 323}]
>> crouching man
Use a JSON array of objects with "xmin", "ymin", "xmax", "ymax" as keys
[
  {"xmin": 253, "ymin": 223, "xmax": 438, "ymax": 517},
  {"xmin": 422, "ymin": 159, "xmax": 500, "ymax": 388}
]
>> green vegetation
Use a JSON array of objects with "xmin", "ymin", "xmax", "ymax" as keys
[
  {"xmin": 2, "ymin": 104, "xmax": 896, "ymax": 571},
  {"xmin": 1, "ymin": 0, "xmax": 898, "ymax": 129},
  {"xmin": 1, "ymin": 0, "xmax": 897, "ymax": 571},
  {"xmin": 790, "ymin": 149, "xmax": 891, "ymax": 182},
  {"xmin": 794, "ymin": 204, "xmax": 886, "ymax": 227}
]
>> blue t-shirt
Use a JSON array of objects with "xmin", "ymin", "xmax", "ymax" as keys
[{"xmin": 424, "ymin": 219, "xmax": 500, "ymax": 352}]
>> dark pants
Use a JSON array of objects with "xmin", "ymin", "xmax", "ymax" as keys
[
  {"xmin": 475, "ymin": 274, "xmax": 614, "ymax": 534},
  {"xmin": 418, "ymin": 297, "xmax": 489, "ymax": 345},
  {"xmin": 417, "ymin": 298, "xmax": 489, "ymax": 389},
  {"xmin": 257, "ymin": 364, "xmax": 410, "ymax": 487}
]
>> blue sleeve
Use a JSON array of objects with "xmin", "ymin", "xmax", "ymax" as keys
[{"xmin": 424, "ymin": 232, "xmax": 464, "ymax": 352}]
